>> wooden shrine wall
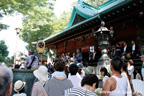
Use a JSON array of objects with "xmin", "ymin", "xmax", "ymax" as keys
[
  {"xmin": 56, "ymin": 33, "xmax": 95, "ymax": 55},
  {"xmin": 111, "ymin": 19, "xmax": 138, "ymax": 41}
]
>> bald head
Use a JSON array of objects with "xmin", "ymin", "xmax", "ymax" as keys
[{"xmin": 0, "ymin": 66, "xmax": 13, "ymax": 96}]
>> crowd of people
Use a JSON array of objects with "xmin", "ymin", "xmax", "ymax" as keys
[
  {"xmin": 51, "ymin": 40, "xmax": 141, "ymax": 67},
  {"xmin": 108, "ymin": 40, "xmax": 140, "ymax": 59},
  {"xmin": 0, "ymin": 55, "xmax": 144, "ymax": 96},
  {"xmin": 0, "ymin": 39, "xmax": 144, "ymax": 96}
]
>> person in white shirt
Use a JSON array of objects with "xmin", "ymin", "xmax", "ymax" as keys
[
  {"xmin": 128, "ymin": 60, "xmax": 134, "ymax": 79},
  {"xmin": 121, "ymin": 62, "xmax": 132, "ymax": 96},
  {"xmin": 140, "ymin": 55, "xmax": 144, "ymax": 81},
  {"xmin": 122, "ymin": 41, "xmax": 130, "ymax": 59},
  {"xmin": 77, "ymin": 63, "xmax": 85, "ymax": 78},
  {"xmin": 100, "ymin": 67, "xmax": 110, "ymax": 96},
  {"xmin": 104, "ymin": 57, "xmax": 127, "ymax": 96},
  {"xmin": 68, "ymin": 64, "xmax": 82, "ymax": 87}
]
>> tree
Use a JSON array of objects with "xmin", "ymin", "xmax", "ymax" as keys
[
  {"xmin": 20, "ymin": 6, "xmax": 55, "ymax": 50},
  {"xmin": 20, "ymin": 7, "xmax": 71, "ymax": 50},
  {"xmin": 0, "ymin": 40, "xmax": 9, "ymax": 62},
  {"xmin": 4, "ymin": 56, "xmax": 14, "ymax": 67},
  {"xmin": 85, "ymin": 0, "xmax": 108, "ymax": 7},
  {"xmin": 0, "ymin": 0, "xmax": 55, "ymax": 31},
  {"xmin": 51, "ymin": 11, "xmax": 72, "ymax": 35}
]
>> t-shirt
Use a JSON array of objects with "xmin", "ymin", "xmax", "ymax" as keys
[
  {"xmin": 44, "ymin": 77, "xmax": 73, "ymax": 96},
  {"xmin": 64, "ymin": 87, "xmax": 97, "ymax": 96},
  {"xmin": 25, "ymin": 55, "xmax": 39, "ymax": 68},
  {"xmin": 128, "ymin": 65, "xmax": 134, "ymax": 79},
  {"xmin": 68, "ymin": 74, "xmax": 82, "ymax": 87},
  {"xmin": 102, "ymin": 76, "xmax": 109, "ymax": 83},
  {"xmin": 31, "ymin": 81, "xmax": 47, "ymax": 96}
]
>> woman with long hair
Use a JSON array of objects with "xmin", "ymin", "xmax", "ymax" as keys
[
  {"xmin": 121, "ymin": 62, "xmax": 132, "ymax": 96},
  {"xmin": 100, "ymin": 67, "xmax": 110, "ymax": 95}
]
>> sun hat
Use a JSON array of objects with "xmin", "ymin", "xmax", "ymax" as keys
[
  {"xmin": 33, "ymin": 65, "xmax": 49, "ymax": 81},
  {"xmin": 14, "ymin": 80, "xmax": 26, "ymax": 92}
]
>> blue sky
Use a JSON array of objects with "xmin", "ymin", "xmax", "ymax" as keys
[{"xmin": 0, "ymin": 0, "xmax": 77, "ymax": 57}]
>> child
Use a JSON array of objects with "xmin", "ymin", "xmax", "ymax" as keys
[{"xmin": 13, "ymin": 80, "xmax": 27, "ymax": 96}]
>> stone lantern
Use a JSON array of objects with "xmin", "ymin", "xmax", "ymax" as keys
[{"xmin": 94, "ymin": 21, "xmax": 114, "ymax": 78}]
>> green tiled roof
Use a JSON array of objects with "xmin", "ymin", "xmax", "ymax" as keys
[
  {"xmin": 34, "ymin": 0, "xmax": 132, "ymax": 44},
  {"xmin": 67, "ymin": 0, "xmax": 99, "ymax": 28}
]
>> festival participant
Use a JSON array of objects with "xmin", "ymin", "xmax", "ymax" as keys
[
  {"xmin": 115, "ymin": 43, "xmax": 121, "ymax": 57},
  {"xmin": 76, "ymin": 49, "xmax": 82, "ymax": 62},
  {"xmin": 0, "ymin": 66, "xmax": 13, "ymax": 96},
  {"xmin": 25, "ymin": 49, "xmax": 39, "ymax": 69},
  {"xmin": 111, "ymin": 45, "xmax": 116, "ymax": 59},
  {"xmin": 32, "ymin": 66, "xmax": 48, "ymax": 96},
  {"xmin": 64, "ymin": 74, "xmax": 99, "ymax": 96},
  {"xmin": 128, "ymin": 60, "xmax": 134, "ymax": 79},
  {"xmin": 44, "ymin": 59, "xmax": 73, "ymax": 96},
  {"xmin": 100, "ymin": 67, "xmax": 110, "ymax": 94},
  {"xmin": 135, "ymin": 69, "xmax": 142, "ymax": 80},
  {"xmin": 121, "ymin": 62, "xmax": 132, "ymax": 96},
  {"xmin": 77, "ymin": 63, "xmax": 85, "ymax": 78},
  {"xmin": 89, "ymin": 52, "xmax": 93, "ymax": 63},
  {"xmin": 122, "ymin": 41, "xmax": 130, "ymax": 59},
  {"xmin": 140, "ymin": 55, "xmax": 144, "ymax": 81},
  {"xmin": 93, "ymin": 49, "xmax": 101, "ymax": 63},
  {"xmin": 104, "ymin": 57, "xmax": 127, "ymax": 96},
  {"xmin": 13, "ymin": 80, "xmax": 27, "ymax": 96},
  {"xmin": 68, "ymin": 64, "xmax": 82, "ymax": 87},
  {"xmin": 130, "ymin": 40, "xmax": 139, "ymax": 59}
]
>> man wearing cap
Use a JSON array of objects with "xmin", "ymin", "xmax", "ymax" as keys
[
  {"xmin": 140, "ymin": 55, "xmax": 144, "ymax": 81},
  {"xmin": 25, "ymin": 49, "xmax": 39, "ymax": 69}
]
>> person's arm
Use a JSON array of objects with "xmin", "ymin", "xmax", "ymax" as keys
[
  {"xmin": 103, "ymin": 79, "xmax": 111, "ymax": 96},
  {"xmin": 102, "ymin": 82, "xmax": 105, "ymax": 96},
  {"xmin": 138, "ymin": 74, "xmax": 141, "ymax": 80}
]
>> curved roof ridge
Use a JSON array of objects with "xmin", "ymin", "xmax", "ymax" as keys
[{"xmin": 67, "ymin": 0, "xmax": 98, "ymax": 28}]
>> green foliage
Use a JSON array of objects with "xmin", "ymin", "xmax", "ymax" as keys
[
  {"xmin": 85, "ymin": 0, "xmax": 108, "ymax": 7},
  {"xmin": 51, "ymin": 11, "xmax": 72, "ymax": 35},
  {"xmin": 5, "ymin": 56, "xmax": 14, "ymax": 67},
  {"xmin": 0, "ymin": 0, "xmax": 55, "ymax": 31},
  {"xmin": 0, "ymin": 40, "xmax": 9, "ymax": 62},
  {"xmin": 20, "ymin": 6, "xmax": 71, "ymax": 50},
  {"xmin": 20, "ymin": 6, "xmax": 54, "ymax": 49},
  {"xmin": 0, "ymin": 53, "xmax": 5, "ymax": 62}
]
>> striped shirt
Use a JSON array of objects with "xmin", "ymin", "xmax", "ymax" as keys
[
  {"xmin": 64, "ymin": 87, "xmax": 97, "ymax": 96},
  {"xmin": 31, "ymin": 81, "xmax": 47, "ymax": 96}
]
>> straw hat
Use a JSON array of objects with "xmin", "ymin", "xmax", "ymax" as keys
[
  {"xmin": 14, "ymin": 80, "xmax": 26, "ymax": 92},
  {"xmin": 33, "ymin": 66, "xmax": 49, "ymax": 81}
]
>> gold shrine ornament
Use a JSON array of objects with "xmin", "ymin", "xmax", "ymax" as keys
[{"xmin": 37, "ymin": 40, "xmax": 45, "ymax": 54}]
